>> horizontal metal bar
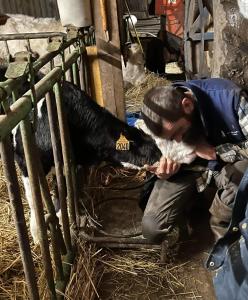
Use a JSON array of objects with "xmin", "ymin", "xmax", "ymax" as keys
[
  {"xmin": 0, "ymin": 37, "xmax": 82, "ymax": 102},
  {"xmin": 79, "ymin": 230, "xmax": 158, "ymax": 245},
  {"xmin": 96, "ymin": 243, "xmax": 161, "ymax": 249},
  {"xmin": 188, "ymin": 32, "xmax": 214, "ymax": 41},
  {"xmin": 0, "ymin": 51, "xmax": 80, "ymax": 141},
  {"xmin": 0, "ymin": 32, "xmax": 66, "ymax": 41}
]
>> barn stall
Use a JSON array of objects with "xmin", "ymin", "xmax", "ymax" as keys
[
  {"xmin": 1, "ymin": 0, "xmax": 213, "ymax": 299},
  {"xmin": 3, "ymin": 0, "xmax": 245, "ymax": 299}
]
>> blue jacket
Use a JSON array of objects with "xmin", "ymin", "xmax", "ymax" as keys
[
  {"xmin": 173, "ymin": 78, "xmax": 246, "ymax": 146},
  {"xmin": 173, "ymin": 78, "xmax": 246, "ymax": 170},
  {"xmin": 206, "ymin": 168, "xmax": 248, "ymax": 300}
]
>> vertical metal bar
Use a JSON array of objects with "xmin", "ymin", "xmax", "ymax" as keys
[
  {"xmin": 69, "ymin": 67, "xmax": 74, "ymax": 83},
  {"xmin": 65, "ymin": 70, "xmax": 72, "ymax": 82},
  {"xmin": 4, "ymin": 40, "xmax": 10, "ymax": 57},
  {"xmin": 38, "ymin": 171, "xmax": 65, "ymax": 282},
  {"xmin": 0, "ymin": 135, "xmax": 40, "ymax": 300},
  {"xmin": 84, "ymin": 53, "xmax": 91, "ymax": 95},
  {"xmin": 72, "ymin": 62, "xmax": 80, "ymax": 87},
  {"xmin": 54, "ymin": 82, "xmax": 77, "ymax": 226},
  {"xmin": 45, "ymin": 91, "xmax": 72, "ymax": 252},
  {"xmin": 79, "ymin": 54, "xmax": 86, "ymax": 91},
  {"xmin": 19, "ymin": 117, "xmax": 57, "ymax": 299},
  {"xmin": 70, "ymin": 163, "xmax": 80, "ymax": 225}
]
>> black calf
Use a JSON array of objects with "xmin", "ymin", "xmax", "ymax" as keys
[{"xmin": 14, "ymin": 81, "xmax": 161, "ymax": 176}]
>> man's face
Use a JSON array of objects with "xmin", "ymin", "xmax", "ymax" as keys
[
  {"xmin": 161, "ymin": 117, "xmax": 192, "ymax": 143},
  {"xmin": 160, "ymin": 96, "xmax": 203, "ymax": 145}
]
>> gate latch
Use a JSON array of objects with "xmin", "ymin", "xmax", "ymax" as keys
[
  {"xmin": 66, "ymin": 25, "xmax": 80, "ymax": 40},
  {"xmin": 5, "ymin": 51, "xmax": 31, "ymax": 79},
  {"xmin": 47, "ymin": 35, "xmax": 65, "ymax": 52}
]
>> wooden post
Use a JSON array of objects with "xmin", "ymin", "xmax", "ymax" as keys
[
  {"xmin": 86, "ymin": 45, "xmax": 104, "ymax": 106},
  {"xmin": 92, "ymin": 0, "xmax": 125, "ymax": 121}
]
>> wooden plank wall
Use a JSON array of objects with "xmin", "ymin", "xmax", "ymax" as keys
[
  {"xmin": 124, "ymin": 0, "xmax": 149, "ymax": 18},
  {"xmin": 0, "ymin": 0, "xmax": 60, "ymax": 18}
]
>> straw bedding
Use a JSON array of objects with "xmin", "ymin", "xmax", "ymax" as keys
[
  {"xmin": 0, "ymin": 71, "xmax": 205, "ymax": 299},
  {"xmin": 125, "ymin": 71, "xmax": 169, "ymax": 113}
]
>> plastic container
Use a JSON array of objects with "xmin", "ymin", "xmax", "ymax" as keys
[{"xmin": 57, "ymin": 0, "xmax": 92, "ymax": 27}]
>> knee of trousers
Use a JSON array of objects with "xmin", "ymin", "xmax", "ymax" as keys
[{"xmin": 142, "ymin": 214, "xmax": 169, "ymax": 244}]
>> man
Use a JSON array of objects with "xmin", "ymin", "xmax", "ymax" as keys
[{"xmin": 141, "ymin": 78, "xmax": 248, "ymax": 243}]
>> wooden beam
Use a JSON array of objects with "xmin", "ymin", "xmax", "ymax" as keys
[
  {"xmin": 86, "ymin": 46, "xmax": 104, "ymax": 107},
  {"xmin": 92, "ymin": 0, "xmax": 125, "ymax": 121}
]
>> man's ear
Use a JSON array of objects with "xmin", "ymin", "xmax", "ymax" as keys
[{"xmin": 182, "ymin": 97, "xmax": 194, "ymax": 115}]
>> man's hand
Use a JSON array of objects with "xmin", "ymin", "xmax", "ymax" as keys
[
  {"xmin": 195, "ymin": 140, "xmax": 216, "ymax": 160},
  {"xmin": 145, "ymin": 157, "xmax": 181, "ymax": 179}
]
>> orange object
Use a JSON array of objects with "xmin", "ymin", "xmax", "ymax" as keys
[{"xmin": 155, "ymin": 0, "xmax": 184, "ymax": 38}]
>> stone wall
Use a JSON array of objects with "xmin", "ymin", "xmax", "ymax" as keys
[{"xmin": 212, "ymin": 0, "xmax": 248, "ymax": 88}]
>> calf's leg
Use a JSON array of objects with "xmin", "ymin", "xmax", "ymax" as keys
[{"xmin": 22, "ymin": 176, "xmax": 40, "ymax": 244}]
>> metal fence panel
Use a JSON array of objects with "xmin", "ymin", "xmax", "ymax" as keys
[{"xmin": 0, "ymin": 0, "xmax": 60, "ymax": 19}]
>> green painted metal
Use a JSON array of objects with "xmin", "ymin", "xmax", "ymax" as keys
[
  {"xmin": 53, "ymin": 82, "xmax": 77, "ymax": 228},
  {"xmin": 0, "ymin": 37, "xmax": 79, "ymax": 104},
  {"xmin": 0, "ymin": 51, "xmax": 80, "ymax": 141},
  {"xmin": 20, "ymin": 117, "xmax": 57, "ymax": 299},
  {"xmin": 0, "ymin": 35, "xmax": 85, "ymax": 299},
  {"xmin": 0, "ymin": 135, "xmax": 40, "ymax": 300}
]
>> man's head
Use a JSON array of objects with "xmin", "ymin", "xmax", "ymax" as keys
[{"xmin": 141, "ymin": 85, "xmax": 203, "ymax": 145}]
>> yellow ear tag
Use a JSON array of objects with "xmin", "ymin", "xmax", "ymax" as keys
[{"xmin": 116, "ymin": 133, "xmax": 130, "ymax": 151}]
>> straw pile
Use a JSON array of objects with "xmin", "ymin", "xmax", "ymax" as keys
[
  {"xmin": 70, "ymin": 164, "xmax": 204, "ymax": 300},
  {"xmin": 0, "ymin": 160, "xmax": 99, "ymax": 300},
  {"xmin": 0, "ymin": 160, "xmax": 46, "ymax": 299},
  {"xmin": 64, "ymin": 237, "xmax": 100, "ymax": 300},
  {"xmin": 125, "ymin": 71, "xmax": 169, "ymax": 113},
  {"xmin": 97, "ymin": 248, "xmax": 202, "ymax": 300}
]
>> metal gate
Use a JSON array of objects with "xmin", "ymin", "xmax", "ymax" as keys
[{"xmin": 0, "ymin": 30, "xmax": 89, "ymax": 299}]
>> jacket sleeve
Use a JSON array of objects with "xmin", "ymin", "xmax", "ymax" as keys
[{"xmin": 214, "ymin": 94, "xmax": 248, "ymax": 164}]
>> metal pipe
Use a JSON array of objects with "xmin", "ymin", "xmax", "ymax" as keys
[
  {"xmin": 38, "ymin": 171, "xmax": 65, "ymax": 282},
  {"xmin": 0, "ymin": 38, "xmax": 80, "ymax": 103},
  {"xmin": 0, "ymin": 135, "xmax": 40, "ymax": 300},
  {"xmin": 79, "ymin": 230, "xmax": 158, "ymax": 245},
  {"xmin": 0, "ymin": 32, "xmax": 66, "ymax": 41},
  {"xmin": 71, "ymin": 165, "xmax": 80, "ymax": 227},
  {"xmin": 72, "ymin": 62, "xmax": 80, "ymax": 87},
  {"xmin": 79, "ymin": 55, "xmax": 86, "ymax": 91},
  {"xmin": 45, "ymin": 90, "xmax": 72, "ymax": 252},
  {"xmin": 84, "ymin": 54, "xmax": 91, "ymax": 95},
  {"xmin": 20, "ymin": 117, "xmax": 57, "ymax": 299},
  {"xmin": 69, "ymin": 67, "xmax": 74, "ymax": 83},
  {"xmin": 54, "ymin": 82, "xmax": 77, "ymax": 226},
  {"xmin": 95, "ymin": 243, "xmax": 160, "ymax": 249},
  {"xmin": 0, "ymin": 51, "xmax": 80, "ymax": 140},
  {"xmin": 55, "ymin": 250, "xmax": 75, "ymax": 297}
]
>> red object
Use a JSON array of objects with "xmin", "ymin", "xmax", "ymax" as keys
[{"xmin": 155, "ymin": 0, "xmax": 184, "ymax": 38}]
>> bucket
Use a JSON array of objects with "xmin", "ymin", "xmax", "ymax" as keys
[{"xmin": 57, "ymin": 0, "xmax": 92, "ymax": 27}]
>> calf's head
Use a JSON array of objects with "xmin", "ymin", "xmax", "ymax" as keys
[{"xmin": 102, "ymin": 125, "xmax": 162, "ymax": 169}]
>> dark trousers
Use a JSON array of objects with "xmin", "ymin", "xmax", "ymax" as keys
[{"xmin": 142, "ymin": 160, "xmax": 248, "ymax": 243}]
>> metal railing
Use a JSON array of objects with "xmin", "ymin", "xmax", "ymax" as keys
[{"xmin": 0, "ymin": 32, "xmax": 89, "ymax": 299}]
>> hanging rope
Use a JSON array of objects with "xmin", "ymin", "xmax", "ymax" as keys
[{"xmin": 124, "ymin": 0, "xmax": 144, "ymax": 56}]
